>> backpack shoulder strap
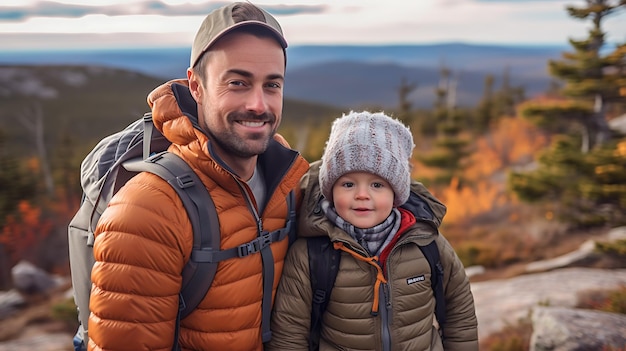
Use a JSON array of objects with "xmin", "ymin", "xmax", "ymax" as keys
[
  {"xmin": 286, "ymin": 190, "xmax": 297, "ymax": 245},
  {"xmin": 418, "ymin": 240, "xmax": 446, "ymax": 337},
  {"xmin": 122, "ymin": 151, "xmax": 219, "ymax": 318},
  {"xmin": 142, "ymin": 112, "xmax": 155, "ymax": 159},
  {"xmin": 307, "ymin": 236, "xmax": 341, "ymax": 351},
  {"xmin": 123, "ymin": 151, "xmax": 219, "ymax": 351}
]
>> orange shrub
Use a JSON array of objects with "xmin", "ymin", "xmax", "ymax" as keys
[{"xmin": 0, "ymin": 200, "xmax": 52, "ymax": 266}]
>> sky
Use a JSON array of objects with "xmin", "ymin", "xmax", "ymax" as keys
[{"xmin": 0, "ymin": 0, "xmax": 625, "ymax": 51}]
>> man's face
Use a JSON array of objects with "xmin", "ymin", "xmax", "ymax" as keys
[{"xmin": 189, "ymin": 31, "xmax": 285, "ymax": 164}]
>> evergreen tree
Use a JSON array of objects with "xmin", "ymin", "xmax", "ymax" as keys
[
  {"xmin": 532, "ymin": 0, "xmax": 626, "ymax": 152},
  {"xmin": 52, "ymin": 132, "xmax": 83, "ymax": 205},
  {"xmin": 397, "ymin": 77, "xmax": 418, "ymax": 126},
  {"xmin": 509, "ymin": 0, "xmax": 626, "ymax": 228},
  {"xmin": 475, "ymin": 74, "xmax": 495, "ymax": 132},
  {"xmin": 509, "ymin": 135, "xmax": 626, "ymax": 227},
  {"xmin": 604, "ymin": 42, "xmax": 626, "ymax": 115},
  {"xmin": 475, "ymin": 69, "xmax": 525, "ymax": 133},
  {"xmin": 419, "ymin": 65, "xmax": 471, "ymax": 186},
  {"xmin": 0, "ymin": 129, "xmax": 39, "ymax": 229},
  {"xmin": 493, "ymin": 67, "xmax": 525, "ymax": 118}
]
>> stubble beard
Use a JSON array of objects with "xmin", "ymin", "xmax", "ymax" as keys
[{"xmin": 207, "ymin": 111, "xmax": 277, "ymax": 158}]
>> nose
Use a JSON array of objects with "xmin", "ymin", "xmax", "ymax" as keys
[
  {"xmin": 355, "ymin": 185, "xmax": 370, "ymax": 199},
  {"xmin": 246, "ymin": 86, "xmax": 268, "ymax": 115}
]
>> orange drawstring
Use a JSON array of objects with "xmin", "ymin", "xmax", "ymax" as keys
[{"xmin": 333, "ymin": 242, "xmax": 387, "ymax": 315}]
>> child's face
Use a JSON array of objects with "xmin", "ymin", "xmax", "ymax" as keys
[{"xmin": 331, "ymin": 171, "xmax": 395, "ymax": 229}]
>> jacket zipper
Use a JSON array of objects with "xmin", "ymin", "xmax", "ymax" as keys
[
  {"xmin": 336, "ymin": 244, "xmax": 398, "ymax": 351},
  {"xmin": 380, "ymin": 277, "xmax": 392, "ymax": 351}
]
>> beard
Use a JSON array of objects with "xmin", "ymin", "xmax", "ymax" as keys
[{"xmin": 206, "ymin": 111, "xmax": 278, "ymax": 158}]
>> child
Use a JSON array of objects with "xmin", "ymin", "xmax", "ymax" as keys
[{"xmin": 267, "ymin": 111, "xmax": 478, "ymax": 351}]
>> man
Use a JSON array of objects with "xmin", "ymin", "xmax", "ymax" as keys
[{"xmin": 87, "ymin": 2, "xmax": 309, "ymax": 350}]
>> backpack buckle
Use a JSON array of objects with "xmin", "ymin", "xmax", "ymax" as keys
[
  {"xmin": 237, "ymin": 232, "xmax": 273, "ymax": 257},
  {"xmin": 176, "ymin": 174, "xmax": 195, "ymax": 189},
  {"xmin": 259, "ymin": 231, "xmax": 272, "ymax": 248},
  {"xmin": 313, "ymin": 289, "xmax": 326, "ymax": 304}
]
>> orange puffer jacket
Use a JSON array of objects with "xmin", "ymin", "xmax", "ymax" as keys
[{"xmin": 88, "ymin": 79, "xmax": 309, "ymax": 351}]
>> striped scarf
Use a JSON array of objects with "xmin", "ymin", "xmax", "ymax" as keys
[{"xmin": 320, "ymin": 199, "xmax": 401, "ymax": 257}]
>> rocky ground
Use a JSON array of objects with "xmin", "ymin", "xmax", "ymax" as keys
[
  {"xmin": 472, "ymin": 268, "xmax": 626, "ymax": 340},
  {"xmin": 0, "ymin": 227, "xmax": 625, "ymax": 351}
]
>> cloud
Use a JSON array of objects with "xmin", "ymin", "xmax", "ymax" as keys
[
  {"xmin": 0, "ymin": 0, "xmax": 622, "ymax": 48},
  {"xmin": 0, "ymin": 1, "xmax": 326, "ymax": 22}
]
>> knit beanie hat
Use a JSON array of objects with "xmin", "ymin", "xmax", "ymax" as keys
[{"xmin": 319, "ymin": 111, "xmax": 415, "ymax": 207}]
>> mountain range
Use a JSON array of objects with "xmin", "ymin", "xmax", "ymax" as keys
[{"xmin": 0, "ymin": 43, "xmax": 567, "ymax": 109}]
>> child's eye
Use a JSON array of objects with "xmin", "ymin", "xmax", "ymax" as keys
[
  {"xmin": 342, "ymin": 182, "xmax": 354, "ymax": 188},
  {"xmin": 372, "ymin": 182, "xmax": 384, "ymax": 188}
]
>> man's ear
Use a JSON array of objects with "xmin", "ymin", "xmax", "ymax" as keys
[{"xmin": 187, "ymin": 68, "xmax": 202, "ymax": 103}]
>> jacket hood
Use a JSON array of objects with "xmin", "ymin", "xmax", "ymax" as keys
[
  {"xmin": 298, "ymin": 160, "xmax": 447, "ymax": 241},
  {"xmin": 147, "ymin": 79, "xmax": 208, "ymax": 151}
]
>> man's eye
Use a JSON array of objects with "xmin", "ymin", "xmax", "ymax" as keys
[{"xmin": 266, "ymin": 82, "xmax": 281, "ymax": 89}]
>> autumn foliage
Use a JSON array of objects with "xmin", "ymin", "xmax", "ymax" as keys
[
  {"xmin": 421, "ymin": 117, "xmax": 549, "ymax": 224},
  {"xmin": 0, "ymin": 200, "xmax": 52, "ymax": 265},
  {"xmin": 0, "ymin": 152, "xmax": 79, "ymax": 277}
]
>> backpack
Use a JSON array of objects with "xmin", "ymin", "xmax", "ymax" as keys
[
  {"xmin": 306, "ymin": 221, "xmax": 446, "ymax": 351},
  {"xmin": 68, "ymin": 112, "xmax": 296, "ymax": 351}
]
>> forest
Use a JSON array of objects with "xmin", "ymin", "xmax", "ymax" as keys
[{"xmin": 0, "ymin": 1, "xmax": 625, "ymax": 290}]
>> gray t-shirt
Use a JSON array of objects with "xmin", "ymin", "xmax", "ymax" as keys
[{"xmin": 246, "ymin": 165, "xmax": 266, "ymax": 214}]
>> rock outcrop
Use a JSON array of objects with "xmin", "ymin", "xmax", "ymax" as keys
[
  {"xmin": 526, "ymin": 226, "xmax": 626, "ymax": 273},
  {"xmin": 530, "ymin": 306, "xmax": 626, "ymax": 351},
  {"xmin": 471, "ymin": 268, "xmax": 626, "ymax": 341},
  {"xmin": 11, "ymin": 261, "xmax": 64, "ymax": 296}
]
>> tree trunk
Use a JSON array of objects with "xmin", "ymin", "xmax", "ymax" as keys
[
  {"xmin": 18, "ymin": 103, "xmax": 54, "ymax": 195},
  {"xmin": 592, "ymin": 94, "xmax": 611, "ymax": 148}
]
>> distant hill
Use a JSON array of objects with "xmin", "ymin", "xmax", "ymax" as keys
[
  {"xmin": 0, "ymin": 65, "xmax": 341, "ymax": 157},
  {"xmin": 287, "ymin": 43, "xmax": 564, "ymax": 74},
  {"xmin": 286, "ymin": 43, "xmax": 564, "ymax": 109},
  {"xmin": 0, "ymin": 43, "xmax": 565, "ymax": 109},
  {"xmin": 285, "ymin": 60, "xmax": 553, "ymax": 109}
]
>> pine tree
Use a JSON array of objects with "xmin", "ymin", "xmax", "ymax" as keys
[
  {"xmin": 0, "ymin": 129, "xmax": 39, "ymax": 229},
  {"xmin": 604, "ymin": 42, "xmax": 626, "ymax": 114},
  {"xmin": 509, "ymin": 136, "xmax": 626, "ymax": 227},
  {"xmin": 397, "ymin": 77, "xmax": 418, "ymax": 126},
  {"xmin": 475, "ymin": 69, "xmax": 525, "ymax": 133},
  {"xmin": 509, "ymin": 0, "xmax": 626, "ymax": 228},
  {"xmin": 475, "ymin": 74, "xmax": 495, "ymax": 132},
  {"xmin": 493, "ymin": 67, "xmax": 525, "ymax": 118},
  {"xmin": 533, "ymin": 0, "xmax": 626, "ymax": 152},
  {"xmin": 419, "ymin": 65, "xmax": 471, "ymax": 186}
]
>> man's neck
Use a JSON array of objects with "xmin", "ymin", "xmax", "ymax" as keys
[
  {"xmin": 212, "ymin": 148, "xmax": 257, "ymax": 181},
  {"xmin": 226, "ymin": 156, "xmax": 257, "ymax": 181}
]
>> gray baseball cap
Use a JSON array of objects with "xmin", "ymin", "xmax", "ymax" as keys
[{"xmin": 190, "ymin": 2, "xmax": 288, "ymax": 68}]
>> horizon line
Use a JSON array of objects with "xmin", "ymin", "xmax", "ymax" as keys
[{"xmin": 0, "ymin": 41, "xmax": 573, "ymax": 53}]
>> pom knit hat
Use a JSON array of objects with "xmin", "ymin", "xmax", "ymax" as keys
[{"xmin": 319, "ymin": 111, "xmax": 415, "ymax": 207}]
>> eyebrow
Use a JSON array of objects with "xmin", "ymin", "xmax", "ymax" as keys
[{"xmin": 227, "ymin": 68, "xmax": 284, "ymax": 81}]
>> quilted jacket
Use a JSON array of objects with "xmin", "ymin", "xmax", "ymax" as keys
[
  {"xmin": 267, "ymin": 160, "xmax": 478, "ymax": 351},
  {"xmin": 88, "ymin": 79, "xmax": 309, "ymax": 351}
]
